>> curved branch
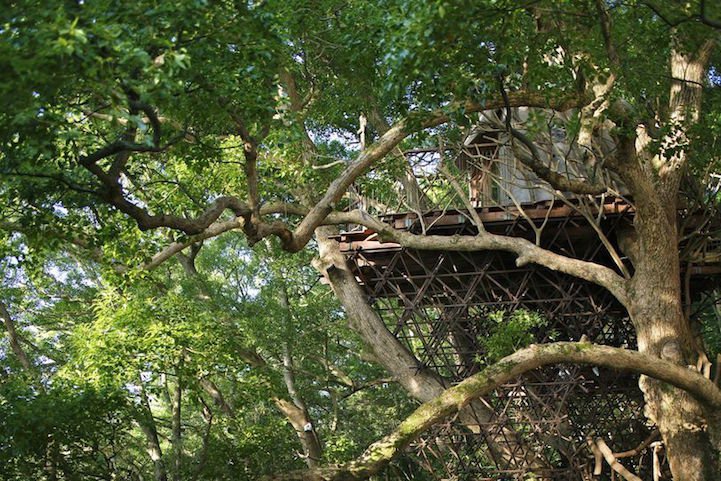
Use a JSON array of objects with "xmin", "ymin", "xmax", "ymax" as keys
[
  {"xmin": 700, "ymin": 0, "xmax": 721, "ymax": 29},
  {"xmin": 144, "ymin": 205, "xmax": 357, "ymax": 270},
  {"xmin": 593, "ymin": 438, "xmax": 642, "ymax": 481},
  {"xmin": 96, "ymin": 91, "xmax": 592, "ymax": 260},
  {"xmin": 495, "ymin": 79, "xmax": 607, "ymax": 195},
  {"xmin": 344, "ymin": 210, "xmax": 631, "ymax": 308},
  {"xmin": 143, "ymin": 194, "xmax": 624, "ymax": 313},
  {"xmin": 80, "ymin": 90, "xmax": 589, "ymax": 247},
  {"xmin": 80, "ymin": 139, "xmax": 171, "ymax": 167},
  {"xmin": 594, "ymin": 0, "xmax": 620, "ymax": 70},
  {"xmin": 109, "ymin": 194, "xmax": 250, "ymax": 234},
  {"xmin": 266, "ymin": 341, "xmax": 721, "ymax": 481},
  {"xmin": 128, "ymin": 99, "xmax": 162, "ymax": 147},
  {"xmin": 144, "ymin": 204, "xmax": 290, "ymax": 270}
]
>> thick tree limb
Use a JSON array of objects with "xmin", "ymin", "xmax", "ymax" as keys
[
  {"xmin": 170, "ymin": 363, "xmax": 183, "ymax": 481},
  {"xmin": 73, "ymin": 90, "xmax": 591, "ymax": 250},
  {"xmin": 10, "ymin": 194, "xmax": 627, "ymax": 315},
  {"xmin": 199, "ymin": 378, "xmax": 236, "ymax": 418},
  {"xmin": 314, "ymin": 226, "xmax": 447, "ymax": 401},
  {"xmin": 78, "ymin": 99, "xmax": 242, "ymax": 236},
  {"xmin": 594, "ymin": 0, "xmax": 621, "ymax": 70},
  {"xmin": 145, "ymin": 199, "xmax": 627, "ymax": 315},
  {"xmin": 279, "ymin": 285, "xmax": 323, "ymax": 468},
  {"xmin": 109, "ymin": 194, "xmax": 250, "ymax": 235},
  {"xmin": 144, "ymin": 205, "xmax": 355, "ymax": 270},
  {"xmin": 342, "ymin": 210, "xmax": 630, "ymax": 307},
  {"xmin": 74, "ymin": 91, "xmax": 592, "ymax": 265},
  {"xmin": 82, "ymin": 135, "xmax": 251, "ymax": 234},
  {"xmin": 80, "ymin": 139, "xmax": 172, "ymax": 168},
  {"xmin": 274, "ymin": 398, "xmax": 323, "ymax": 468},
  {"xmin": 316, "ymin": 226, "xmax": 557, "ymax": 471},
  {"xmin": 229, "ymin": 113, "xmax": 263, "ymax": 211},
  {"xmin": 136, "ymin": 378, "xmax": 169, "ymax": 481},
  {"xmin": 265, "ymin": 341, "xmax": 721, "ymax": 481}
]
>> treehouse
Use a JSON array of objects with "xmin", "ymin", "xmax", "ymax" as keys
[{"xmin": 334, "ymin": 115, "xmax": 721, "ymax": 480}]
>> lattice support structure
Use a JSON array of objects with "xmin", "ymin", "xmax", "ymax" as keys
[{"xmin": 338, "ymin": 200, "xmax": 718, "ymax": 480}]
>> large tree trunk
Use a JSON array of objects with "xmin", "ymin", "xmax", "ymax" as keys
[
  {"xmin": 624, "ymin": 199, "xmax": 719, "ymax": 480},
  {"xmin": 625, "ymin": 38, "xmax": 720, "ymax": 481}
]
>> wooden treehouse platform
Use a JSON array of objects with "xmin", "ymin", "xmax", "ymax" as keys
[{"xmin": 333, "ymin": 194, "xmax": 721, "ymax": 480}]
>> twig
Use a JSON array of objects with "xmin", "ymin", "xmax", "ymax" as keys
[
  {"xmin": 614, "ymin": 429, "xmax": 660, "ymax": 458},
  {"xmin": 594, "ymin": 438, "xmax": 642, "ymax": 481},
  {"xmin": 312, "ymin": 159, "xmax": 345, "ymax": 170},
  {"xmin": 437, "ymin": 164, "xmax": 485, "ymax": 233}
]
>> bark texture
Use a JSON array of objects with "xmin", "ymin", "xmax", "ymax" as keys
[
  {"xmin": 171, "ymin": 364, "xmax": 183, "ymax": 481},
  {"xmin": 278, "ymin": 286, "xmax": 324, "ymax": 467},
  {"xmin": 616, "ymin": 38, "xmax": 720, "ymax": 481}
]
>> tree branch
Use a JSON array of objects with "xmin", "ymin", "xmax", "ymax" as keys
[
  {"xmin": 509, "ymin": 126, "xmax": 608, "ymax": 194},
  {"xmin": 314, "ymin": 225, "xmax": 546, "ymax": 470},
  {"xmin": 0, "ymin": 300, "xmax": 33, "ymax": 371},
  {"xmin": 129, "ymin": 99, "xmax": 163, "ymax": 148},
  {"xmin": 594, "ymin": 0, "xmax": 620, "ymax": 70},
  {"xmin": 229, "ymin": 113, "xmax": 262, "ymax": 211},
  {"xmin": 265, "ymin": 341, "xmax": 721, "ymax": 481},
  {"xmin": 592, "ymin": 438, "xmax": 642, "ymax": 481},
  {"xmin": 286, "ymin": 91, "xmax": 591, "ymax": 251},
  {"xmin": 614, "ymin": 429, "xmax": 660, "ymax": 459},
  {"xmin": 700, "ymin": 0, "xmax": 721, "ymax": 29},
  {"xmin": 81, "ymin": 91, "xmax": 592, "ymax": 262},
  {"xmin": 80, "ymin": 139, "xmax": 172, "ymax": 168},
  {"xmin": 496, "ymin": 78, "xmax": 608, "ymax": 195},
  {"xmin": 343, "ymin": 210, "xmax": 630, "ymax": 307},
  {"xmin": 199, "ymin": 378, "xmax": 236, "ymax": 418},
  {"xmin": 143, "ymin": 205, "xmax": 356, "ymax": 270}
]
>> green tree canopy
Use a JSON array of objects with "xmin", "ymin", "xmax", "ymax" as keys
[{"xmin": 3, "ymin": 1, "xmax": 721, "ymax": 480}]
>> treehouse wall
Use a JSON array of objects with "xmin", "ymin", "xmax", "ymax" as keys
[{"xmin": 453, "ymin": 110, "xmax": 612, "ymax": 209}]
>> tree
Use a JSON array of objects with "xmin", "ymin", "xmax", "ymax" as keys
[
  {"xmin": 0, "ymin": 223, "xmax": 411, "ymax": 480},
  {"xmin": 2, "ymin": 1, "xmax": 721, "ymax": 480}
]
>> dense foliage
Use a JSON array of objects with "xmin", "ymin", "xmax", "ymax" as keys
[{"xmin": 2, "ymin": 1, "xmax": 721, "ymax": 480}]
